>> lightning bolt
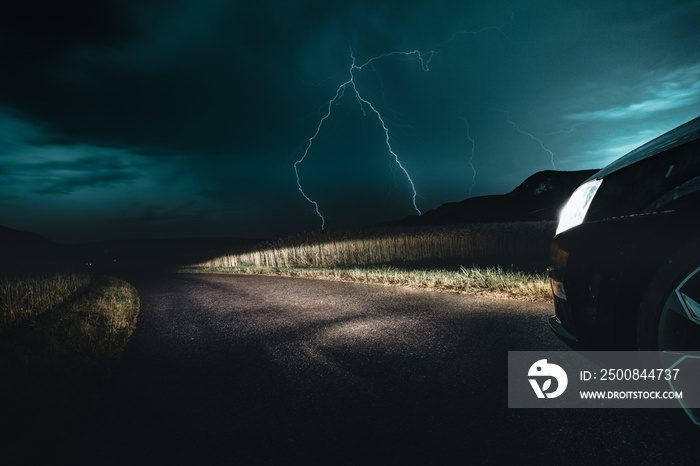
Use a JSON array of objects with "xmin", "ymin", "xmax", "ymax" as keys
[
  {"xmin": 541, "ymin": 122, "xmax": 585, "ymax": 136},
  {"xmin": 295, "ymin": 17, "xmax": 514, "ymax": 230},
  {"xmin": 294, "ymin": 50, "xmax": 426, "ymax": 229},
  {"xmin": 503, "ymin": 111, "xmax": 558, "ymax": 170},
  {"xmin": 461, "ymin": 118, "xmax": 477, "ymax": 197},
  {"xmin": 435, "ymin": 13, "xmax": 513, "ymax": 48}
]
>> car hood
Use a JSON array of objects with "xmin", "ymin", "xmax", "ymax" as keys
[{"xmin": 587, "ymin": 115, "xmax": 700, "ymax": 181}]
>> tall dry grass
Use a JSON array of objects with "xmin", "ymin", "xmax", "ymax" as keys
[
  {"xmin": 194, "ymin": 221, "xmax": 555, "ymax": 271},
  {"xmin": 186, "ymin": 222, "xmax": 556, "ymax": 301},
  {"xmin": 0, "ymin": 270, "xmax": 93, "ymax": 332}
]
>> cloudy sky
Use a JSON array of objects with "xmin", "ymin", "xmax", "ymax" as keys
[{"xmin": 1, "ymin": 0, "xmax": 699, "ymax": 242}]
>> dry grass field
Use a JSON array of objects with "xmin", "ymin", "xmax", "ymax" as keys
[
  {"xmin": 0, "ymin": 269, "xmax": 93, "ymax": 331},
  {"xmin": 186, "ymin": 221, "xmax": 556, "ymax": 301}
]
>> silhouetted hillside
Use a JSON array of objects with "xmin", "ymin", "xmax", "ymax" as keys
[
  {"xmin": 0, "ymin": 225, "xmax": 66, "ymax": 263},
  {"xmin": 73, "ymin": 237, "xmax": 255, "ymax": 271},
  {"xmin": 387, "ymin": 169, "xmax": 600, "ymax": 227},
  {"xmin": 0, "ymin": 223, "xmax": 253, "ymax": 271}
]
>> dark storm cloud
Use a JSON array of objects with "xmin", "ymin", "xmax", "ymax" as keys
[
  {"xmin": 34, "ymin": 155, "xmax": 131, "ymax": 172},
  {"xmin": 2, "ymin": 1, "xmax": 691, "ymax": 156},
  {"xmin": 1, "ymin": 0, "xmax": 699, "ymax": 241},
  {"xmin": 0, "ymin": 0, "xmax": 507, "ymax": 154},
  {"xmin": 34, "ymin": 171, "xmax": 140, "ymax": 195},
  {"xmin": 0, "ymin": 1, "xmax": 138, "ymax": 116},
  {"xmin": 27, "ymin": 154, "xmax": 140, "ymax": 195},
  {"xmin": 0, "ymin": 1, "xmax": 281, "ymax": 151},
  {"xmin": 1, "ymin": 147, "xmax": 142, "ymax": 195},
  {"xmin": 0, "ymin": 1, "xmax": 134, "ymax": 59}
]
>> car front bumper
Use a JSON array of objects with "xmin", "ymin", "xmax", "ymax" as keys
[{"xmin": 547, "ymin": 213, "xmax": 694, "ymax": 350}]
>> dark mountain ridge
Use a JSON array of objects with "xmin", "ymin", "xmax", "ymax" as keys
[
  {"xmin": 0, "ymin": 223, "xmax": 251, "ymax": 269},
  {"xmin": 0, "ymin": 225, "xmax": 66, "ymax": 265},
  {"xmin": 0, "ymin": 224, "xmax": 55, "ymax": 246},
  {"xmin": 385, "ymin": 169, "xmax": 599, "ymax": 227}
]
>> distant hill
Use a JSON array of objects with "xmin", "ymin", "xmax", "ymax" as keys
[
  {"xmin": 0, "ymin": 223, "xmax": 253, "ymax": 270},
  {"xmin": 74, "ymin": 237, "xmax": 254, "ymax": 270},
  {"xmin": 384, "ymin": 169, "xmax": 600, "ymax": 227},
  {"xmin": 0, "ymin": 225, "xmax": 65, "ymax": 263},
  {"xmin": 0, "ymin": 225, "xmax": 54, "ymax": 245}
]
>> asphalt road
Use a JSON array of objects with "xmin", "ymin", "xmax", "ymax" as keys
[{"xmin": 82, "ymin": 274, "xmax": 697, "ymax": 465}]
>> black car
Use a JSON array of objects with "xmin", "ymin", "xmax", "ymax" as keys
[{"xmin": 549, "ymin": 115, "xmax": 700, "ymax": 351}]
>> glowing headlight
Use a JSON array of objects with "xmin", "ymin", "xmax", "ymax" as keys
[{"xmin": 556, "ymin": 178, "xmax": 603, "ymax": 235}]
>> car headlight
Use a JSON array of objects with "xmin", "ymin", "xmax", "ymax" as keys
[{"xmin": 555, "ymin": 178, "xmax": 603, "ymax": 235}]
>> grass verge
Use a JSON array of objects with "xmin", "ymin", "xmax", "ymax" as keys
[
  {"xmin": 0, "ymin": 270, "xmax": 93, "ymax": 331},
  {"xmin": 0, "ymin": 276, "xmax": 140, "ymax": 464},
  {"xmin": 180, "ymin": 264, "xmax": 553, "ymax": 302}
]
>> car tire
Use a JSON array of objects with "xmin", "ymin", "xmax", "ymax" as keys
[{"xmin": 636, "ymin": 240, "xmax": 700, "ymax": 351}]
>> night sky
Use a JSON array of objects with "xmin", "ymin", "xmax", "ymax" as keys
[{"xmin": 1, "ymin": 1, "xmax": 699, "ymax": 243}]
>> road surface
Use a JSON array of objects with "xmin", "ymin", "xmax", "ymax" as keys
[{"xmin": 82, "ymin": 274, "xmax": 697, "ymax": 464}]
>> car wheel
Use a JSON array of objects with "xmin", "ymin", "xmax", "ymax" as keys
[{"xmin": 637, "ymin": 240, "xmax": 700, "ymax": 351}]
